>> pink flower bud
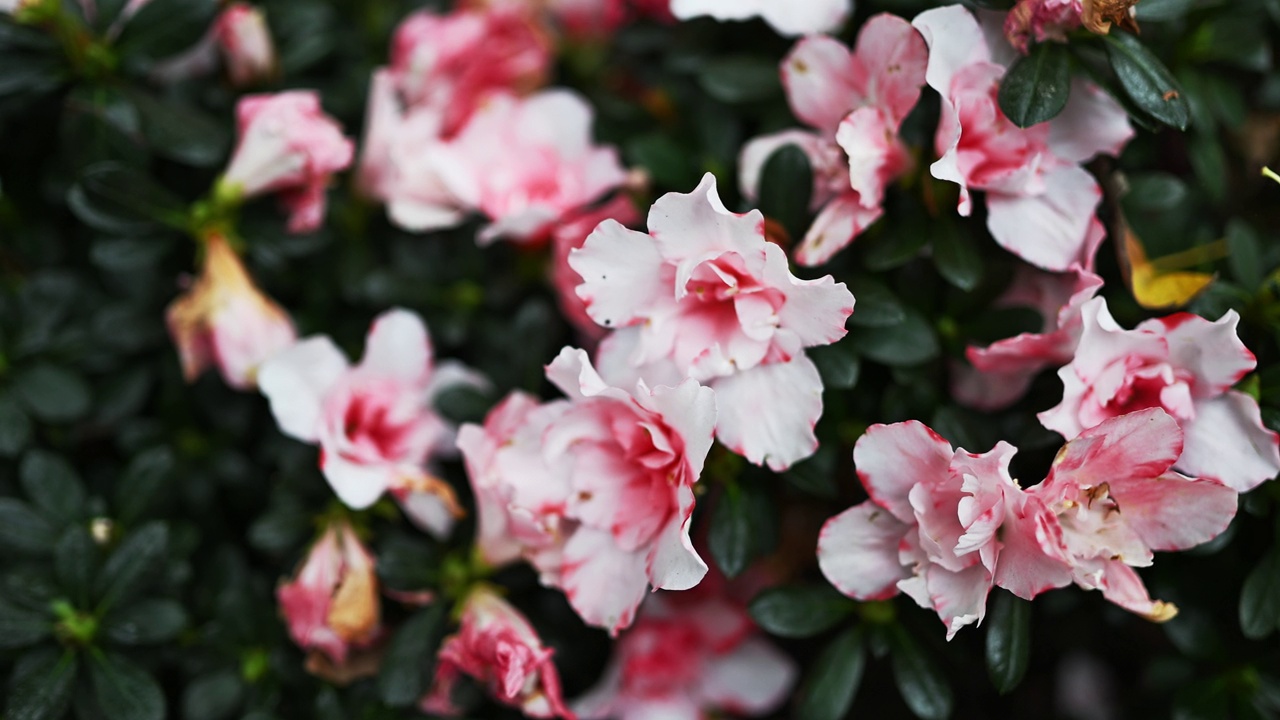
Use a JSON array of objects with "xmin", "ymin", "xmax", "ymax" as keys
[{"xmin": 214, "ymin": 3, "xmax": 278, "ymax": 87}]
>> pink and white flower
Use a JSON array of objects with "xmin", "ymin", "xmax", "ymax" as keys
[
  {"xmin": 165, "ymin": 233, "xmax": 297, "ymax": 391},
  {"xmin": 218, "ymin": 91, "xmax": 354, "ymax": 233},
  {"xmin": 740, "ymin": 15, "xmax": 929, "ymax": 265},
  {"xmin": 952, "ymin": 264, "xmax": 1103, "ymax": 410},
  {"xmin": 552, "ymin": 197, "xmax": 642, "ymax": 343},
  {"xmin": 818, "ymin": 420, "xmax": 1066, "ymax": 638},
  {"xmin": 277, "ymin": 520, "xmax": 382, "ymax": 669},
  {"xmin": 575, "ymin": 590, "xmax": 796, "ymax": 719},
  {"xmin": 1026, "ymin": 409, "xmax": 1237, "ymax": 621},
  {"xmin": 818, "ymin": 409, "xmax": 1238, "ymax": 637},
  {"xmin": 422, "ymin": 586, "xmax": 574, "ymax": 719},
  {"xmin": 670, "ymin": 0, "xmax": 851, "ymax": 36},
  {"xmin": 457, "ymin": 347, "xmax": 716, "ymax": 634},
  {"xmin": 1004, "ymin": 0, "xmax": 1084, "ymax": 53},
  {"xmin": 213, "ymin": 3, "xmax": 277, "ymax": 87},
  {"xmin": 1039, "ymin": 298, "xmax": 1280, "ymax": 492},
  {"xmin": 912, "ymin": 5, "xmax": 1132, "ymax": 271},
  {"xmin": 258, "ymin": 309, "xmax": 481, "ymax": 537},
  {"xmin": 388, "ymin": 6, "xmax": 551, "ymax": 137},
  {"xmin": 572, "ymin": 173, "xmax": 855, "ymax": 470}
]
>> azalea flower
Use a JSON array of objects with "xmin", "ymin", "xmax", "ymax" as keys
[
  {"xmin": 952, "ymin": 264, "xmax": 1103, "ymax": 410},
  {"xmin": 912, "ymin": 5, "xmax": 1132, "ymax": 271},
  {"xmin": 1040, "ymin": 297, "xmax": 1280, "ymax": 492},
  {"xmin": 669, "ymin": 0, "xmax": 851, "ymax": 36},
  {"xmin": 575, "ymin": 590, "xmax": 795, "ymax": 719},
  {"xmin": 422, "ymin": 587, "xmax": 574, "ymax": 719},
  {"xmin": 457, "ymin": 347, "xmax": 716, "ymax": 634},
  {"xmin": 165, "ymin": 232, "xmax": 296, "ymax": 391},
  {"xmin": 739, "ymin": 14, "xmax": 929, "ymax": 266},
  {"xmin": 572, "ymin": 173, "xmax": 855, "ymax": 470},
  {"xmin": 218, "ymin": 91, "xmax": 354, "ymax": 233},
  {"xmin": 258, "ymin": 309, "xmax": 482, "ymax": 537},
  {"xmin": 213, "ymin": 3, "xmax": 278, "ymax": 87},
  {"xmin": 277, "ymin": 520, "xmax": 382, "ymax": 674}
]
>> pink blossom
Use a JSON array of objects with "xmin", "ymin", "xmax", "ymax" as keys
[
  {"xmin": 1040, "ymin": 298, "xmax": 1280, "ymax": 492},
  {"xmin": 818, "ymin": 409, "xmax": 1239, "ymax": 637},
  {"xmin": 450, "ymin": 90, "xmax": 628, "ymax": 244},
  {"xmin": 552, "ymin": 197, "xmax": 642, "ymax": 343},
  {"xmin": 575, "ymin": 590, "xmax": 796, "ymax": 719},
  {"xmin": 571, "ymin": 173, "xmax": 855, "ymax": 470},
  {"xmin": 422, "ymin": 587, "xmax": 574, "ymax": 719},
  {"xmin": 277, "ymin": 520, "xmax": 382, "ymax": 668},
  {"xmin": 670, "ymin": 0, "xmax": 851, "ymax": 36},
  {"xmin": 165, "ymin": 233, "xmax": 296, "ymax": 391},
  {"xmin": 1004, "ymin": 0, "xmax": 1084, "ymax": 53},
  {"xmin": 818, "ymin": 420, "xmax": 1064, "ymax": 638},
  {"xmin": 1026, "ymin": 409, "xmax": 1237, "ymax": 620},
  {"xmin": 213, "ymin": 3, "xmax": 278, "ymax": 87},
  {"xmin": 952, "ymin": 264, "xmax": 1103, "ymax": 410},
  {"xmin": 457, "ymin": 347, "xmax": 716, "ymax": 634},
  {"xmin": 258, "ymin": 309, "xmax": 482, "ymax": 537},
  {"xmin": 739, "ymin": 15, "xmax": 928, "ymax": 266},
  {"xmin": 389, "ymin": 6, "xmax": 551, "ymax": 137},
  {"xmin": 219, "ymin": 91, "xmax": 354, "ymax": 233},
  {"xmin": 912, "ymin": 5, "xmax": 1132, "ymax": 271}
]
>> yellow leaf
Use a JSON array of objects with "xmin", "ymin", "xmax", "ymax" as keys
[{"xmin": 1122, "ymin": 229, "xmax": 1217, "ymax": 310}]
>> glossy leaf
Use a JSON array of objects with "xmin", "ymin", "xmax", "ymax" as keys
[
  {"xmin": 998, "ymin": 42, "xmax": 1072, "ymax": 128},
  {"xmin": 1104, "ymin": 32, "xmax": 1191, "ymax": 130},
  {"xmin": 796, "ymin": 626, "xmax": 867, "ymax": 720},
  {"xmin": 749, "ymin": 585, "xmax": 856, "ymax": 638},
  {"xmin": 985, "ymin": 592, "xmax": 1032, "ymax": 694}
]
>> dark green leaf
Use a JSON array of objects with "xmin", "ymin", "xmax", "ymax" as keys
[
  {"xmin": 115, "ymin": 0, "xmax": 217, "ymax": 65},
  {"xmin": 1240, "ymin": 549, "xmax": 1280, "ymax": 640},
  {"xmin": 709, "ymin": 484, "xmax": 752, "ymax": 579},
  {"xmin": 864, "ymin": 221, "xmax": 930, "ymax": 271},
  {"xmin": 376, "ymin": 535, "xmax": 438, "ymax": 592},
  {"xmin": 1103, "ymin": 32, "xmax": 1190, "ymax": 130},
  {"xmin": 985, "ymin": 592, "xmax": 1032, "ymax": 694},
  {"xmin": 998, "ymin": 42, "xmax": 1072, "ymax": 128},
  {"xmin": 851, "ymin": 308, "xmax": 940, "ymax": 367},
  {"xmin": 1226, "ymin": 219, "xmax": 1264, "ymax": 291},
  {"xmin": 67, "ymin": 162, "xmax": 187, "ymax": 234},
  {"xmin": 55, "ymin": 526, "xmax": 98, "ymax": 608},
  {"xmin": 12, "ymin": 363, "xmax": 92, "ymax": 423},
  {"xmin": 101, "ymin": 599, "xmax": 186, "ymax": 646},
  {"xmin": 932, "ymin": 222, "xmax": 984, "ymax": 291},
  {"xmin": 698, "ymin": 55, "xmax": 783, "ymax": 104},
  {"xmin": 749, "ymin": 585, "xmax": 856, "ymax": 638},
  {"xmin": 94, "ymin": 522, "xmax": 168, "ymax": 613},
  {"xmin": 0, "ymin": 498, "xmax": 56, "ymax": 556},
  {"xmin": 378, "ymin": 603, "xmax": 448, "ymax": 707},
  {"xmin": 20, "ymin": 450, "xmax": 85, "ymax": 524},
  {"xmin": 89, "ymin": 651, "xmax": 165, "ymax": 720},
  {"xmin": 0, "ymin": 599, "xmax": 51, "ymax": 649},
  {"xmin": 796, "ymin": 626, "xmax": 867, "ymax": 720},
  {"xmin": 784, "ymin": 446, "xmax": 839, "ymax": 499},
  {"xmin": 180, "ymin": 670, "xmax": 242, "ymax": 720},
  {"xmin": 626, "ymin": 133, "xmax": 695, "ymax": 189},
  {"xmin": 0, "ymin": 51, "xmax": 65, "ymax": 103},
  {"xmin": 115, "ymin": 447, "xmax": 174, "ymax": 526},
  {"xmin": 3, "ymin": 567, "xmax": 59, "ymax": 611},
  {"xmin": 889, "ymin": 625, "xmax": 954, "ymax": 720},
  {"xmin": 847, "ymin": 276, "xmax": 906, "ymax": 328},
  {"xmin": 757, "ymin": 144, "xmax": 813, "ymax": 242},
  {"xmin": 0, "ymin": 392, "xmax": 33, "ymax": 457},
  {"xmin": 5, "ymin": 648, "xmax": 77, "ymax": 720},
  {"xmin": 124, "ymin": 89, "xmax": 229, "ymax": 167}
]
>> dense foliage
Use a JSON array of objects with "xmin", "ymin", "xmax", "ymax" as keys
[{"xmin": 3, "ymin": 0, "xmax": 1280, "ymax": 719}]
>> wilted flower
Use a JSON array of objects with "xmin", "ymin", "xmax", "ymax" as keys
[
  {"xmin": 572, "ymin": 173, "xmax": 855, "ymax": 470},
  {"xmin": 277, "ymin": 520, "xmax": 382, "ymax": 674},
  {"xmin": 1040, "ymin": 298, "xmax": 1280, "ymax": 492},
  {"xmin": 258, "ymin": 309, "xmax": 482, "ymax": 537},
  {"xmin": 457, "ymin": 347, "xmax": 715, "ymax": 634},
  {"xmin": 422, "ymin": 587, "xmax": 574, "ymax": 719},
  {"xmin": 218, "ymin": 91, "xmax": 354, "ymax": 233},
  {"xmin": 213, "ymin": 3, "xmax": 278, "ymax": 87},
  {"xmin": 1004, "ymin": 0, "xmax": 1084, "ymax": 53},
  {"xmin": 165, "ymin": 233, "xmax": 296, "ymax": 391}
]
